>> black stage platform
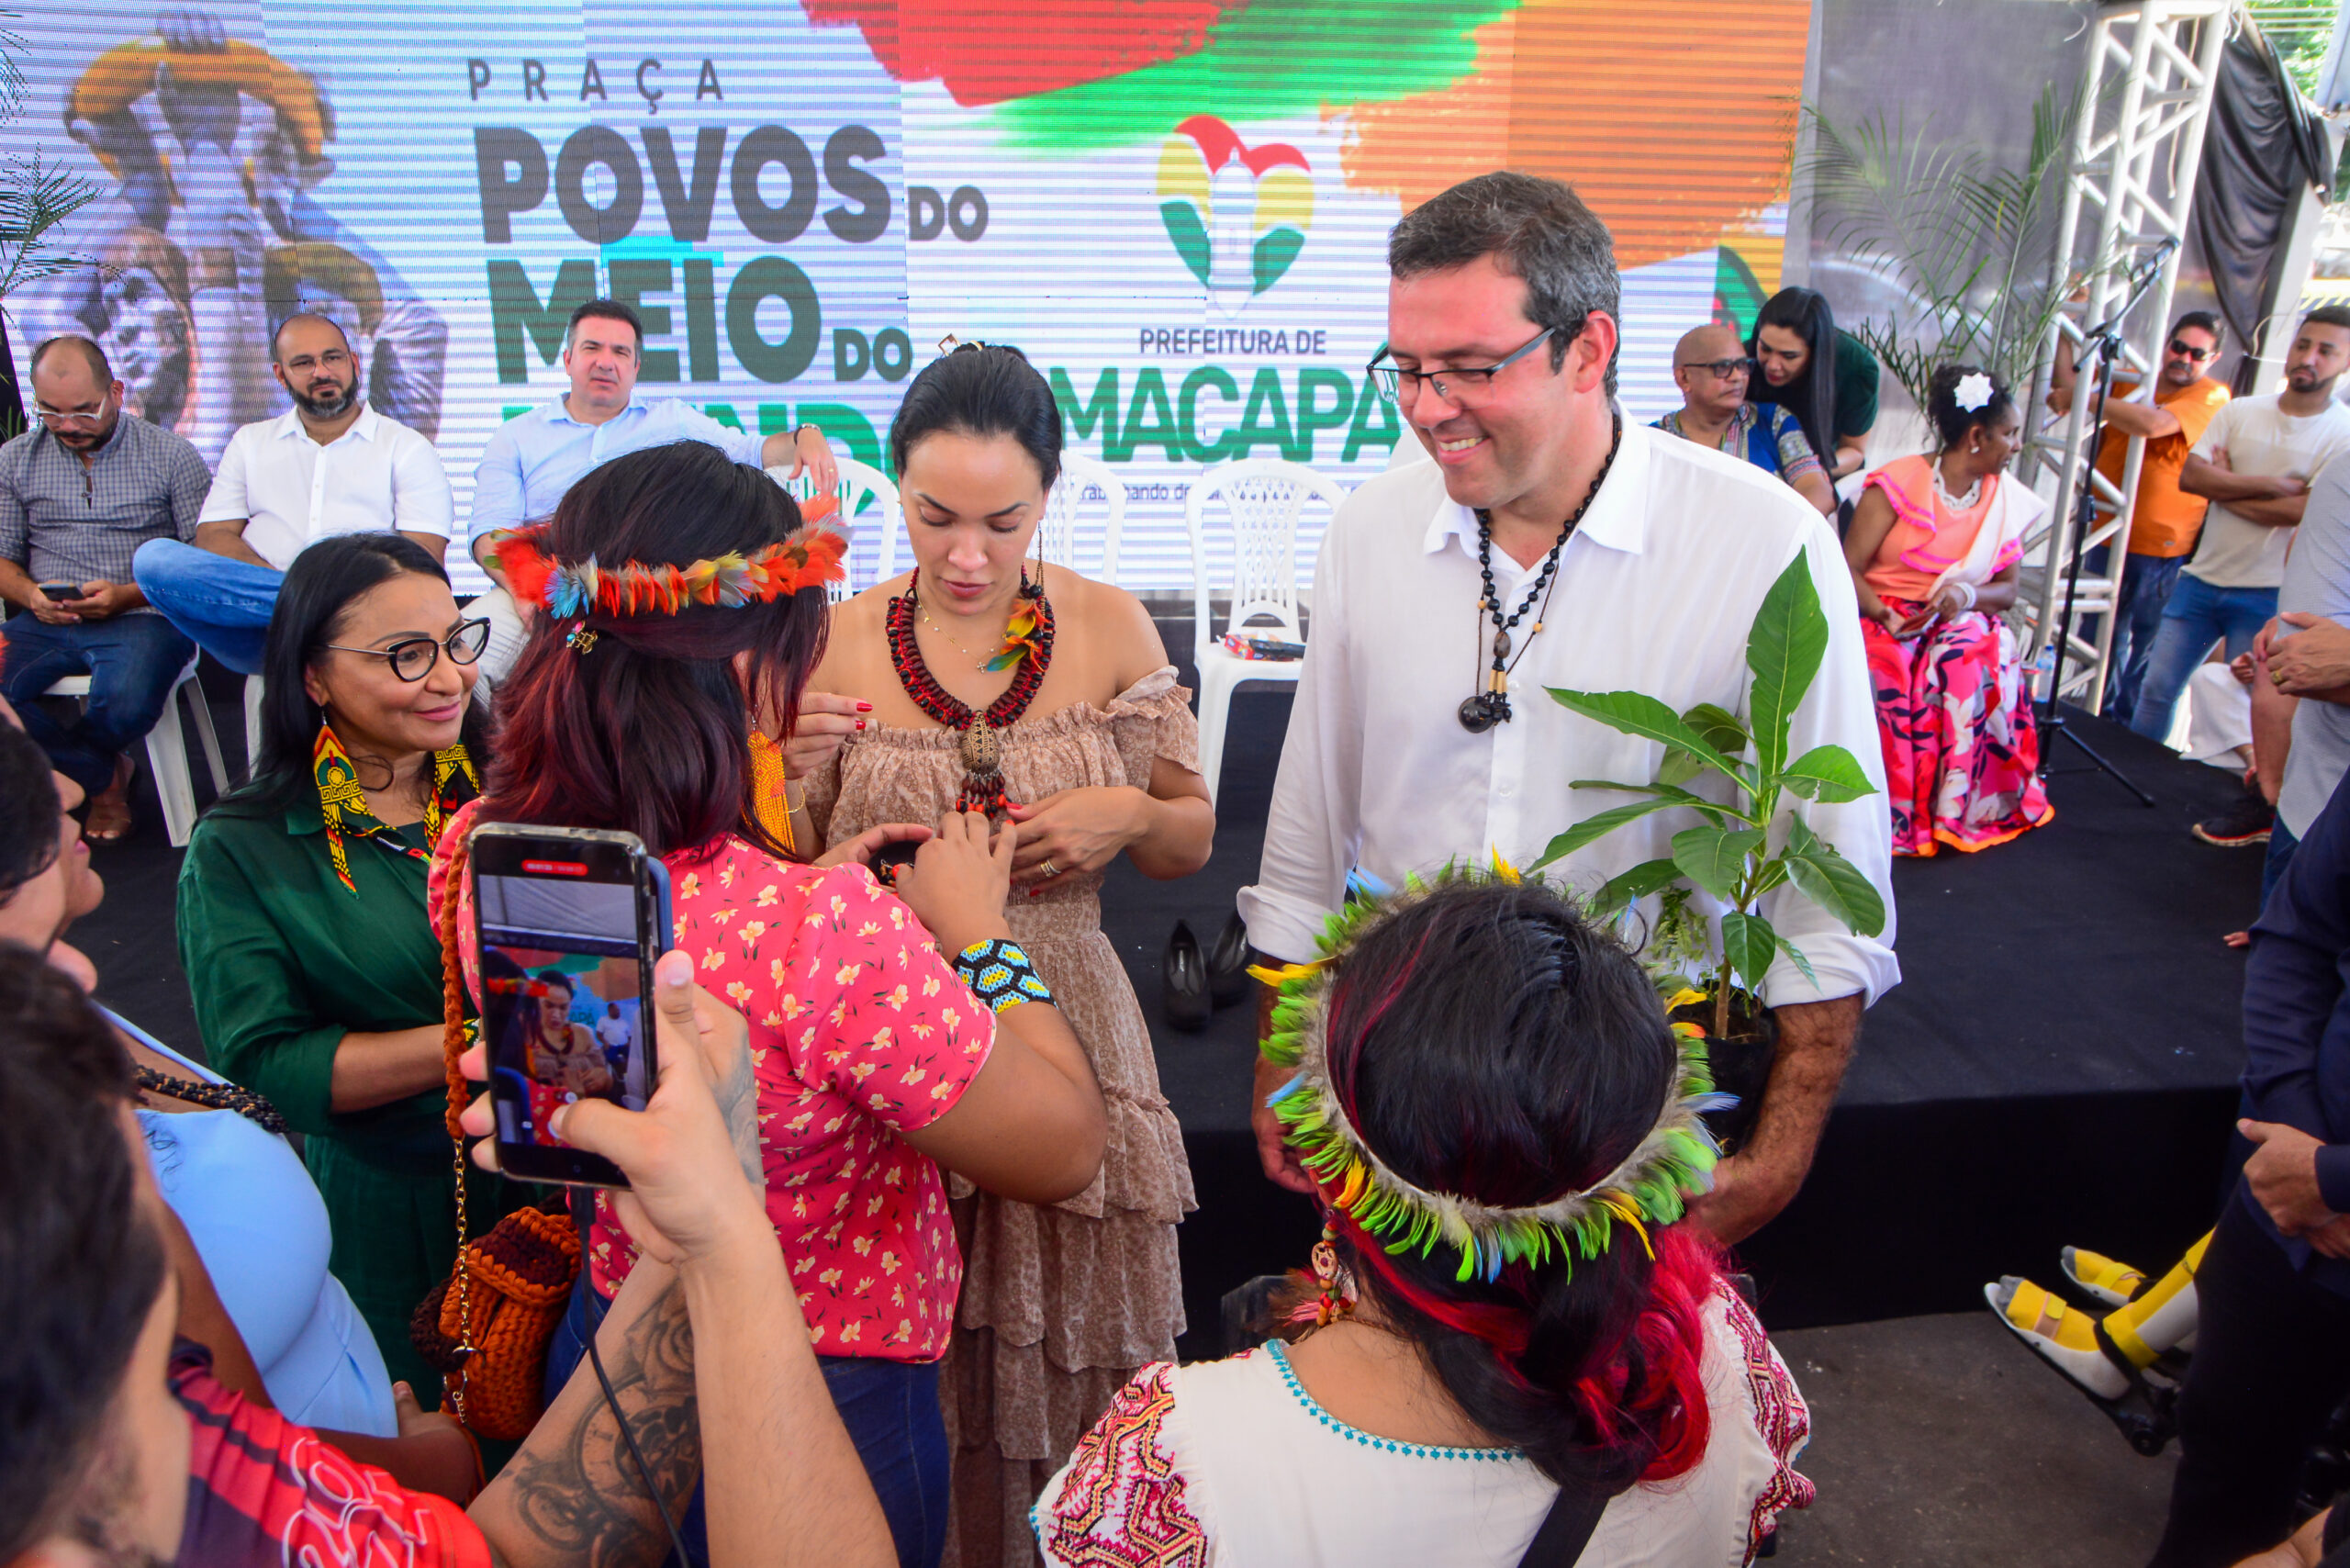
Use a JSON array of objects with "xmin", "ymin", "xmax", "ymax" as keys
[{"xmin": 77, "ymin": 679, "xmax": 2264, "ymax": 1347}]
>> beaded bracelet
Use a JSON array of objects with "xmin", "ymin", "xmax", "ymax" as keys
[{"xmin": 954, "ymin": 938, "xmax": 1055, "ymax": 1014}]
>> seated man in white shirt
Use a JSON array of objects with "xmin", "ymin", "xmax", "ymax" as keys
[
  {"xmin": 132, "ymin": 313, "xmax": 452, "ymax": 673},
  {"xmin": 1237, "ymin": 172, "xmax": 1898, "ymax": 1246},
  {"xmin": 465, "ymin": 297, "xmax": 837, "ymax": 684}
]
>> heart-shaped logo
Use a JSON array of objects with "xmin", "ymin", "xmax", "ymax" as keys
[{"xmin": 1156, "ymin": 114, "xmax": 1313, "ymax": 306}]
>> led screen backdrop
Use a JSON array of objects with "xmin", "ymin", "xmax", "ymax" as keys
[{"xmin": 10, "ymin": 2, "xmax": 1813, "ymax": 591}]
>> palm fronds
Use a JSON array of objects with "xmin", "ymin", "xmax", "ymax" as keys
[{"xmin": 1801, "ymin": 84, "xmax": 2100, "ymax": 411}]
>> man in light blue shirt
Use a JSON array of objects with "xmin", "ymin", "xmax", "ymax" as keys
[{"xmin": 467, "ymin": 297, "xmax": 836, "ymax": 679}]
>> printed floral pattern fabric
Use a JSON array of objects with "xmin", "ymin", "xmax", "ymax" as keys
[
  {"xmin": 171, "ymin": 1338, "xmax": 492, "ymax": 1567},
  {"xmin": 434, "ymin": 804, "xmax": 996, "ymax": 1361},
  {"xmin": 1034, "ymin": 1361, "xmax": 1207, "ymax": 1566},
  {"xmin": 1863, "ymin": 597, "xmax": 2053, "ymax": 857}
]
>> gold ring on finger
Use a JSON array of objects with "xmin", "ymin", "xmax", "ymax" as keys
[{"xmin": 1040, "ymin": 859, "xmax": 1058, "ymax": 879}]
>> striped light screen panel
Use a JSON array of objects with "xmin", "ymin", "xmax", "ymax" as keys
[{"xmin": 11, "ymin": 1, "xmax": 1810, "ymax": 594}]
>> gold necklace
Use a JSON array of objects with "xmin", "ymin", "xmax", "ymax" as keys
[{"xmin": 917, "ymin": 595, "xmax": 1017, "ymax": 672}]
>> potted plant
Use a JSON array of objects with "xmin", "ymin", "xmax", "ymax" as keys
[{"xmin": 1531, "ymin": 556, "xmax": 1886, "ymax": 1147}]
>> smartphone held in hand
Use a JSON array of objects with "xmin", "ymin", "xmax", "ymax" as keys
[{"xmin": 467, "ymin": 823, "xmax": 672, "ymax": 1189}]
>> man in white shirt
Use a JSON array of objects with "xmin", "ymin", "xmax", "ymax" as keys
[
  {"xmin": 465, "ymin": 298, "xmax": 837, "ymax": 684},
  {"xmin": 1237, "ymin": 173, "xmax": 1897, "ymax": 1245},
  {"xmin": 2129, "ymin": 307, "xmax": 2350, "ymax": 746},
  {"xmin": 132, "ymin": 313, "xmax": 453, "ymax": 673}
]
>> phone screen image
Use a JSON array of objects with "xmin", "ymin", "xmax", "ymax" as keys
[{"xmin": 471, "ymin": 831, "xmax": 661, "ymax": 1187}]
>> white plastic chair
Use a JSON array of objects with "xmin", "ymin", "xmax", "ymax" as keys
[
  {"xmin": 44, "ymin": 655, "xmax": 228, "ymax": 846},
  {"xmin": 1040, "ymin": 452, "xmax": 1129, "ymax": 584},
  {"xmin": 243, "ymin": 675, "xmax": 264, "ymax": 772},
  {"xmin": 767, "ymin": 456, "xmax": 901, "ymax": 601},
  {"xmin": 1185, "ymin": 457, "xmax": 1349, "ymax": 805}
]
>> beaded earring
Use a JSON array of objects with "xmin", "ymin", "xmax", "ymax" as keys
[{"xmin": 1310, "ymin": 1218, "xmax": 1351, "ymax": 1327}]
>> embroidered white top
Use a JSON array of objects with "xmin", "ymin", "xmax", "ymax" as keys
[
  {"xmin": 1235, "ymin": 420, "xmax": 1899, "ymax": 1005},
  {"xmin": 1032, "ymin": 1283, "xmax": 1814, "ymax": 1567}
]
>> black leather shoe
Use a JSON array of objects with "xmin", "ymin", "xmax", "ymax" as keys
[
  {"xmin": 1162, "ymin": 920, "xmax": 1212, "ymax": 1033},
  {"xmin": 1207, "ymin": 913, "xmax": 1251, "ymax": 1009}
]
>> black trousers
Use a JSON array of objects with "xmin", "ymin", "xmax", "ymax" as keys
[{"xmin": 2149, "ymin": 1193, "xmax": 2350, "ymax": 1568}]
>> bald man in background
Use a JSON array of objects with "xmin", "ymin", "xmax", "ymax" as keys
[{"xmin": 1653, "ymin": 322, "xmax": 1837, "ymax": 516}]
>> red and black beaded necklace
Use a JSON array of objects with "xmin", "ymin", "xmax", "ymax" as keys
[{"xmin": 887, "ymin": 578, "xmax": 1056, "ymax": 815}]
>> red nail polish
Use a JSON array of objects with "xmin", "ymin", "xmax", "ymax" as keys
[
  {"xmin": 856, "ymin": 718, "xmax": 867, "ymax": 731},
  {"xmin": 858, "ymin": 701, "xmax": 874, "ymax": 711}
]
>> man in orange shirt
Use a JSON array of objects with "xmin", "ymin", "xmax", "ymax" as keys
[{"xmin": 2049, "ymin": 311, "xmax": 2232, "ymax": 717}]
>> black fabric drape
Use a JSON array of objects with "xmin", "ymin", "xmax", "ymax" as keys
[{"xmin": 2191, "ymin": 16, "xmax": 2333, "ymax": 393}]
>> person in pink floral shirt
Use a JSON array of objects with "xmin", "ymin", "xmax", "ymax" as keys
[{"xmin": 438, "ymin": 441, "xmax": 1106, "ymax": 1568}]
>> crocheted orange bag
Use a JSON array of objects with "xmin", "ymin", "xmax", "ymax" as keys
[
  {"xmin": 408, "ymin": 831, "xmax": 584, "ymax": 1440},
  {"xmin": 409, "ymin": 1203, "xmax": 580, "ymax": 1439}
]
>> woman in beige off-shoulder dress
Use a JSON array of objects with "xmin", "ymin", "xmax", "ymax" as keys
[{"xmin": 802, "ymin": 342, "xmax": 1211, "ymax": 1567}]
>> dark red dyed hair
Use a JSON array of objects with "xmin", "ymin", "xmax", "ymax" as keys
[
  {"xmin": 476, "ymin": 441, "xmax": 826, "ymax": 861},
  {"xmin": 1315, "ymin": 879, "xmax": 1721, "ymax": 1489}
]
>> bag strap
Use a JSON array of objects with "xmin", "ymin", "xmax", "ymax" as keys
[
  {"xmin": 435, "ymin": 832, "xmax": 479, "ymax": 1425},
  {"xmin": 1514, "ymin": 1478, "xmax": 1617, "ymax": 1568}
]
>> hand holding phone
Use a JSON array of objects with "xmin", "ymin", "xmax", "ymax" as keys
[
  {"xmin": 32, "ymin": 581, "xmax": 83, "ymax": 622},
  {"xmin": 459, "ymin": 950, "xmax": 768, "ymax": 1267},
  {"xmin": 469, "ymin": 823, "xmax": 673, "ymax": 1189}
]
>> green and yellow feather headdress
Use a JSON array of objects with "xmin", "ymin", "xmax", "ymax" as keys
[{"xmin": 1256, "ymin": 864, "xmax": 1730, "ymax": 1285}]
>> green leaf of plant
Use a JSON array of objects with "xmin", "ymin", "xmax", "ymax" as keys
[
  {"xmin": 1682, "ymin": 702, "xmax": 1751, "ymax": 758},
  {"xmin": 1719, "ymin": 910, "xmax": 1778, "ymax": 995},
  {"xmin": 1778, "ymin": 745, "xmax": 1877, "ymax": 803},
  {"xmin": 1566, "ymin": 779, "xmax": 1735, "ymax": 825},
  {"xmin": 1659, "ymin": 746, "xmax": 1705, "ymax": 788},
  {"xmin": 1783, "ymin": 840, "xmax": 1889, "ymax": 938},
  {"xmin": 1671, "ymin": 825, "xmax": 1765, "ymax": 902},
  {"xmin": 1778, "ymin": 936, "xmax": 1820, "ymax": 990},
  {"xmin": 1529, "ymin": 795, "xmax": 1690, "ymax": 870},
  {"xmin": 1546, "ymin": 689, "xmax": 1751, "ymax": 795},
  {"xmin": 1746, "ymin": 555, "xmax": 1830, "ymax": 782},
  {"xmin": 1592, "ymin": 857, "xmax": 1684, "ymax": 918}
]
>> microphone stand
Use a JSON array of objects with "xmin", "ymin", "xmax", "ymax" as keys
[{"xmin": 2036, "ymin": 249, "xmax": 2173, "ymax": 808}]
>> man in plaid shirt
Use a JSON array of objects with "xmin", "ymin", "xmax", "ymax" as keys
[{"xmin": 0, "ymin": 337, "xmax": 209, "ymax": 841}]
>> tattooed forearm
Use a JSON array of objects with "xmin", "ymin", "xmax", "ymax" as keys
[
  {"xmin": 715, "ymin": 1038, "xmax": 763, "ymax": 1188},
  {"xmin": 470, "ymin": 1275, "xmax": 703, "ymax": 1568}
]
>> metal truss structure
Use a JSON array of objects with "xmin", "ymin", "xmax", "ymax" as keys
[{"xmin": 2019, "ymin": 0, "xmax": 2232, "ymax": 711}]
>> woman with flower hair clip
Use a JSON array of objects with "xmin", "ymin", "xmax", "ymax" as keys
[
  {"xmin": 1034, "ymin": 871, "xmax": 1813, "ymax": 1566},
  {"xmin": 1843, "ymin": 364, "xmax": 2054, "ymax": 857}
]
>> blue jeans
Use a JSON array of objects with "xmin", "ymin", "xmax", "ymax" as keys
[
  {"xmin": 0, "ymin": 610, "xmax": 195, "ymax": 792},
  {"xmin": 2130, "ymin": 575, "xmax": 2278, "ymax": 744},
  {"xmin": 546, "ymin": 1272, "xmax": 947, "ymax": 1568},
  {"xmin": 132, "ymin": 538, "xmax": 285, "ymax": 676},
  {"xmin": 2107, "ymin": 552, "xmax": 2187, "ymax": 720}
]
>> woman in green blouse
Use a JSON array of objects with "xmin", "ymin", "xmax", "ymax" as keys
[{"xmin": 179, "ymin": 532, "xmax": 521, "ymax": 1399}]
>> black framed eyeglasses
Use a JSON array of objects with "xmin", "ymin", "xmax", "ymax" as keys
[
  {"xmin": 323, "ymin": 618, "xmax": 491, "ymax": 682},
  {"xmin": 2167, "ymin": 339, "xmax": 2218, "ymax": 362},
  {"xmin": 1680, "ymin": 356, "xmax": 1756, "ymax": 380},
  {"xmin": 1367, "ymin": 325, "xmax": 1560, "ymax": 408}
]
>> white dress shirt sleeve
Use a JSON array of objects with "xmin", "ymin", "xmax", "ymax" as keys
[
  {"xmin": 1754, "ymin": 517, "xmax": 1901, "ymax": 1006},
  {"xmin": 197, "ymin": 426, "xmax": 254, "ymax": 526},
  {"xmin": 387, "ymin": 428, "xmax": 455, "ymax": 541},
  {"xmin": 1237, "ymin": 521, "xmax": 1365, "ymax": 965},
  {"xmin": 467, "ymin": 426, "xmax": 528, "ymax": 550}
]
